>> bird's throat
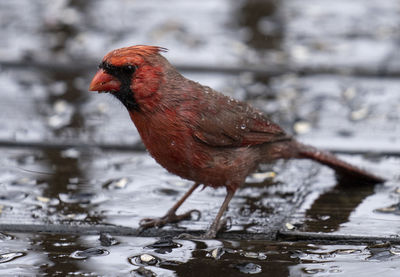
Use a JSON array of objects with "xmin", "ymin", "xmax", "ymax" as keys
[{"xmin": 113, "ymin": 87, "xmax": 140, "ymax": 111}]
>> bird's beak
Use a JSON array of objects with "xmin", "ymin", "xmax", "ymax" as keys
[{"xmin": 89, "ymin": 69, "xmax": 121, "ymax": 93}]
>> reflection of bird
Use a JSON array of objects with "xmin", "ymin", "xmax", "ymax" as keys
[{"xmin": 89, "ymin": 45, "xmax": 384, "ymax": 238}]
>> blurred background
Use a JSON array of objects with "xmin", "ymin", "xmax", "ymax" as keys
[
  {"xmin": 0, "ymin": 0, "xmax": 399, "ymax": 276},
  {"xmin": 1, "ymin": 0, "xmax": 399, "ymax": 150}
]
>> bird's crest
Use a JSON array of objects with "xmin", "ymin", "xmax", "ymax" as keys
[{"xmin": 103, "ymin": 45, "xmax": 168, "ymax": 66}]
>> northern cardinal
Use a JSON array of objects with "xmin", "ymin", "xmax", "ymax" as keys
[{"xmin": 89, "ymin": 45, "xmax": 384, "ymax": 238}]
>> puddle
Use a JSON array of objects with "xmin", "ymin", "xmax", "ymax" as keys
[
  {"xmin": 1, "ymin": 233, "xmax": 399, "ymax": 276},
  {"xmin": 283, "ymin": 155, "xmax": 400, "ymax": 240}
]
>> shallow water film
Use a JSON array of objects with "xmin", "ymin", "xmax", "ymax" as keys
[{"xmin": 0, "ymin": 0, "xmax": 399, "ymax": 276}]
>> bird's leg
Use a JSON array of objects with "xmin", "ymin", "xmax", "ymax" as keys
[
  {"xmin": 177, "ymin": 188, "xmax": 236, "ymax": 240},
  {"xmin": 202, "ymin": 188, "xmax": 235, "ymax": 239},
  {"xmin": 139, "ymin": 183, "xmax": 201, "ymax": 229}
]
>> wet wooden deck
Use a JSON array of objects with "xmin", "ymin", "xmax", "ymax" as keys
[
  {"xmin": 0, "ymin": 0, "xmax": 399, "ymax": 240},
  {"xmin": 0, "ymin": 0, "xmax": 399, "ymax": 275}
]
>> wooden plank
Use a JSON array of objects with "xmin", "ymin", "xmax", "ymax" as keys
[
  {"xmin": 284, "ymin": 0, "xmax": 400, "ymax": 71},
  {"xmin": 0, "ymin": 0, "xmax": 258, "ymax": 69},
  {"xmin": 0, "ymin": 68, "xmax": 398, "ymax": 155},
  {"xmin": 3, "ymin": 0, "xmax": 400, "ymax": 77},
  {"xmin": 269, "ymin": 75, "xmax": 400, "ymax": 155},
  {"xmin": 0, "ymin": 147, "xmax": 315, "ymax": 240}
]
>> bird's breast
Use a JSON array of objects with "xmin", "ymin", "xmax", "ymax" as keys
[{"xmin": 129, "ymin": 110, "xmax": 210, "ymax": 175}]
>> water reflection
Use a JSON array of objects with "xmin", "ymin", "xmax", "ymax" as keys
[{"xmin": 302, "ymin": 178, "xmax": 376, "ymax": 232}]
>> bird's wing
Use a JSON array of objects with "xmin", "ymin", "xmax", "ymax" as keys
[{"xmin": 190, "ymin": 92, "xmax": 289, "ymax": 147}]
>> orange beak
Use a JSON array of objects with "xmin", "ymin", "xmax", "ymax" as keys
[{"xmin": 89, "ymin": 69, "xmax": 121, "ymax": 92}]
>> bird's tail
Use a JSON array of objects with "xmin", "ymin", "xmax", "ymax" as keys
[{"xmin": 295, "ymin": 141, "xmax": 385, "ymax": 184}]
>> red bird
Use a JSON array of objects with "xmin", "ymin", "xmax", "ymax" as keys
[{"xmin": 89, "ymin": 45, "xmax": 384, "ymax": 238}]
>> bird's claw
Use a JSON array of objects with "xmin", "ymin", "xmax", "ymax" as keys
[{"xmin": 139, "ymin": 209, "xmax": 201, "ymax": 229}]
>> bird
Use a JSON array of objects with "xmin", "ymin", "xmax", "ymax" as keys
[{"xmin": 89, "ymin": 45, "xmax": 385, "ymax": 238}]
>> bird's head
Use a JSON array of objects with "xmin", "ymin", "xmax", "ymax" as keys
[{"xmin": 89, "ymin": 45, "xmax": 169, "ymax": 111}]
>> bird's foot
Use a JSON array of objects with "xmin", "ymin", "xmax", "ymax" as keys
[
  {"xmin": 139, "ymin": 209, "xmax": 201, "ymax": 229},
  {"xmin": 177, "ymin": 217, "xmax": 231, "ymax": 239}
]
